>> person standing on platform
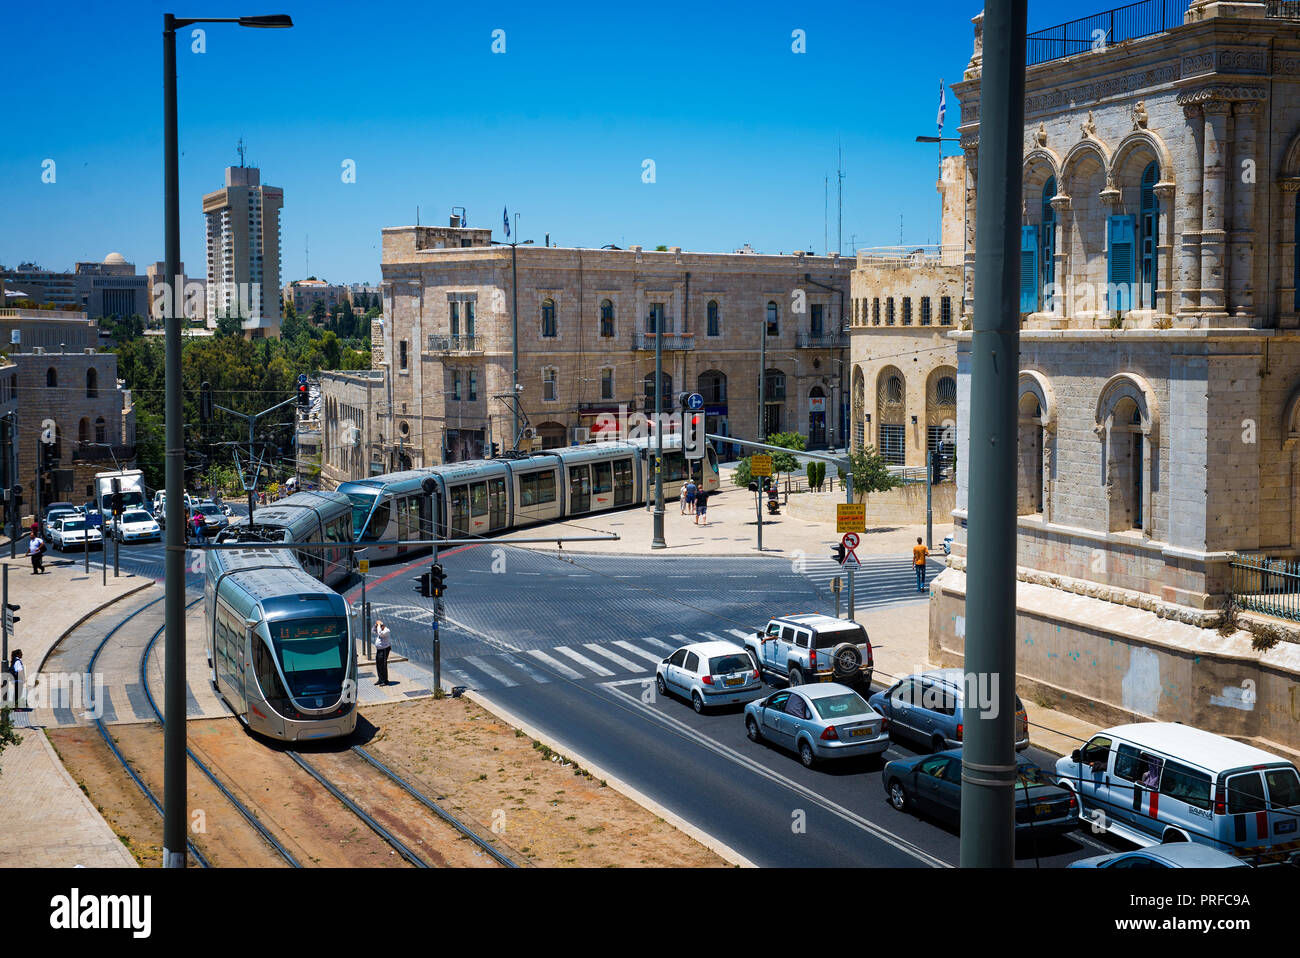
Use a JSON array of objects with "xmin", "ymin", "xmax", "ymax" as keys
[
  {"xmin": 913, "ymin": 537, "xmax": 930, "ymax": 592},
  {"xmin": 373, "ymin": 618, "xmax": 392, "ymax": 686}
]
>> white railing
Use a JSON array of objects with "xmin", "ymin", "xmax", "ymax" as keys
[{"xmin": 854, "ymin": 245, "xmax": 963, "ymax": 268}]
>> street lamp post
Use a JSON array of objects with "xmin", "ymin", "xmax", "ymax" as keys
[
  {"xmin": 492, "ymin": 226, "xmax": 532, "ymax": 448},
  {"xmin": 162, "ymin": 9, "xmax": 292, "ymax": 870},
  {"xmin": 652, "ymin": 314, "xmax": 666, "ymax": 549}
]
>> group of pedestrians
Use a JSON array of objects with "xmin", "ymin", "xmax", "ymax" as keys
[{"xmin": 679, "ymin": 478, "xmax": 710, "ymax": 526}]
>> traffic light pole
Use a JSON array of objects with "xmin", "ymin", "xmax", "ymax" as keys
[
  {"xmin": 2, "ymin": 564, "xmax": 9, "ymax": 686},
  {"xmin": 651, "ymin": 321, "xmax": 666, "ymax": 550},
  {"xmin": 926, "ymin": 453, "xmax": 933, "ymax": 551}
]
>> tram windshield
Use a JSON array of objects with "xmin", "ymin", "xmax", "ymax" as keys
[
  {"xmin": 269, "ymin": 617, "xmax": 350, "ymax": 699},
  {"xmin": 345, "ymin": 492, "xmax": 385, "ymax": 540}
]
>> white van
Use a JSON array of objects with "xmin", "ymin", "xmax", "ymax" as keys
[{"xmin": 1056, "ymin": 722, "xmax": 1300, "ymax": 864}]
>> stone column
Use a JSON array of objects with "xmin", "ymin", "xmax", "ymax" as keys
[
  {"xmin": 1229, "ymin": 101, "xmax": 1258, "ymax": 320},
  {"xmin": 1141, "ymin": 424, "xmax": 1154, "ymax": 538},
  {"xmin": 1153, "ymin": 183, "xmax": 1176, "ymax": 319},
  {"xmin": 1199, "ymin": 100, "xmax": 1232, "ymax": 316},
  {"xmin": 1280, "ymin": 178, "xmax": 1300, "ymax": 324},
  {"xmin": 961, "ymin": 139, "xmax": 979, "ymax": 326},
  {"xmin": 1178, "ymin": 104, "xmax": 1204, "ymax": 317},
  {"xmin": 1049, "ymin": 193, "xmax": 1071, "ymax": 321},
  {"xmin": 1041, "ymin": 426, "xmax": 1055, "ymax": 523}
]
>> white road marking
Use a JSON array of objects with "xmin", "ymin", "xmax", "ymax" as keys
[
  {"xmin": 638, "ymin": 636, "xmax": 675, "ymax": 652},
  {"xmin": 583, "ymin": 643, "xmax": 644, "ymax": 672},
  {"xmin": 602, "ymin": 677, "xmax": 652, "ymax": 689},
  {"xmin": 525, "ymin": 649, "xmax": 584, "ymax": 680},
  {"xmin": 463, "ymin": 655, "xmax": 519, "ymax": 688},
  {"xmin": 612, "ymin": 641, "xmax": 665, "ymax": 664},
  {"xmin": 551, "ymin": 646, "xmax": 614, "ymax": 676},
  {"xmin": 503, "ymin": 655, "xmax": 551, "ymax": 685}
]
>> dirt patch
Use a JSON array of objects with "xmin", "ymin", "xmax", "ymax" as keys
[{"xmin": 360, "ymin": 696, "xmax": 728, "ymax": 867}]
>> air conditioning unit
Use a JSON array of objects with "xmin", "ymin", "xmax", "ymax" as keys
[
  {"xmin": 572, "ymin": 427, "xmax": 590, "ymax": 444},
  {"xmin": 521, "ymin": 426, "xmax": 536, "ymax": 440},
  {"xmin": 341, "ymin": 426, "xmax": 361, "ymax": 447}
]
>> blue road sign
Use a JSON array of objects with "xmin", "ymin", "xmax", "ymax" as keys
[{"xmin": 686, "ymin": 392, "xmax": 704, "ymax": 410}]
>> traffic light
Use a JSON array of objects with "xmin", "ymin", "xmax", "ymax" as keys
[
  {"xmin": 111, "ymin": 478, "xmax": 123, "ymax": 516},
  {"xmin": 683, "ymin": 412, "xmax": 704, "ymax": 460},
  {"xmin": 930, "ymin": 448, "xmax": 943, "ymax": 480},
  {"xmin": 831, "ymin": 542, "xmax": 846, "ymax": 564},
  {"xmin": 489, "ymin": 442, "xmax": 500, "ymax": 459},
  {"xmin": 416, "ymin": 570, "xmax": 432, "ymax": 597},
  {"xmin": 430, "ymin": 563, "xmax": 446, "ymax": 597},
  {"xmin": 4, "ymin": 603, "xmax": 19, "ymax": 631},
  {"xmin": 200, "ymin": 381, "xmax": 214, "ymax": 423},
  {"xmin": 297, "ymin": 380, "xmax": 310, "ymax": 410},
  {"xmin": 676, "ymin": 391, "xmax": 690, "ymax": 411}
]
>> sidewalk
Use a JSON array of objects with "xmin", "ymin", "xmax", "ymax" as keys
[{"xmin": 0, "ymin": 550, "xmax": 151, "ymax": 868}]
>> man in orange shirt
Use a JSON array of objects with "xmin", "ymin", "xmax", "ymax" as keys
[{"xmin": 913, "ymin": 537, "xmax": 929, "ymax": 592}]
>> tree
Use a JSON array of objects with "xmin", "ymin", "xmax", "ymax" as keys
[
  {"xmin": 839, "ymin": 444, "xmax": 901, "ymax": 502},
  {"xmin": 765, "ymin": 431, "xmax": 806, "ymax": 477},
  {"xmin": 310, "ymin": 300, "xmax": 327, "ymax": 325},
  {"xmin": 0, "ymin": 707, "xmax": 21, "ymax": 775},
  {"xmin": 215, "ymin": 313, "xmax": 243, "ymax": 337},
  {"xmin": 320, "ymin": 330, "xmax": 342, "ymax": 370}
]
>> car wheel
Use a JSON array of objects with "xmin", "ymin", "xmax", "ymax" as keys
[
  {"xmin": 799, "ymin": 740, "xmax": 816, "ymax": 768},
  {"xmin": 746, "ymin": 717, "xmax": 762, "ymax": 742},
  {"xmin": 691, "ymin": 691, "xmax": 705, "ymax": 714},
  {"xmin": 788, "ymin": 667, "xmax": 804, "ymax": 687},
  {"xmin": 931, "ymin": 734, "xmax": 946, "ymax": 754},
  {"xmin": 655, "ymin": 674, "xmax": 667, "ymax": 697},
  {"xmin": 888, "ymin": 779, "xmax": 909, "ymax": 811}
]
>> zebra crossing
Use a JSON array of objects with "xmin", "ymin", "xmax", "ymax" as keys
[
  {"xmin": 436, "ymin": 629, "xmax": 755, "ymax": 693},
  {"xmin": 797, "ymin": 553, "xmax": 945, "ymax": 611}
]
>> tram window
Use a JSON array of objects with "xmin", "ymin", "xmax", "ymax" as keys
[
  {"xmin": 706, "ymin": 445, "xmax": 718, "ymax": 474},
  {"xmin": 664, "ymin": 451, "xmax": 686, "ymax": 482},
  {"xmin": 593, "ymin": 461, "xmax": 613, "ymax": 495},
  {"xmin": 519, "ymin": 474, "xmax": 535, "ymax": 507},
  {"xmin": 450, "ymin": 486, "xmax": 469, "ymax": 531},
  {"xmin": 252, "ymin": 637, "xmax": 290, "ymax": 705},
  {"xmin": 488, "ymin": 478, "xmax": 507, "ymax": 528},
  {"xmin": 613, "ymin": 459, "xmax": 633, "ymax": 505},
  {"xmin": 519, "ymin": 470, "xmax": 557, "ymax": 506},
  {"xmin": 362, "ymin": 501, "xmax": 390, "ymax": 541},
  {"xmin": 470, "ymin": 481, "xmax": 488, "ymax": 517}
]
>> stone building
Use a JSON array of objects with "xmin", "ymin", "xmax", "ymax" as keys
[
  {"xmin": 933, "ymin": 0, "xmax": 1300, "ymax": 751},
  {"xmin": 319, "ymin": 218, "xmax": 853, "ymax": 484},
  {"xmin": 0, "ymin": 308, "xmax": 99, "ymax": 352},
  {"xmin": 849, "ymin": 156, "xmax": 965, "ymax": 469},
  {"xmin": 11, "ymin": 348, "xmax": 135, "ymax": 510}
]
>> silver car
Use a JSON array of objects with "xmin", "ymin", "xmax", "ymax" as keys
[
  {"xmin": 656, "ymin": 641, "xmax": 765, "ymax": 713},
  {"xmin": 745, "ymin": 683, "xmax": 890, "ymax": 768}
]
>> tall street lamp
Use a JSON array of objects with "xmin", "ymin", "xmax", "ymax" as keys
[
  {"xmin": 162, "ymin": 10, "xmax": 292, "ymax": 870},
  {"xmin": 492, "ymin": 224, "xmax": 533, "ymax": 448}
]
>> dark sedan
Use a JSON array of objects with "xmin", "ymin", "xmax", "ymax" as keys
[{"xmin": 883, "ymin": 750, "xmax": 1077, "ymax": 838}]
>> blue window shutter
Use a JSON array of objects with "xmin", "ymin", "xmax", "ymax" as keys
[
  {"xmin": 1020, "ymin": 225, "xmax": 1039, "ymax": 313},
  {"xmin": 1108, "ymin": 215, "xmax": 1136, "ymax": 312}
]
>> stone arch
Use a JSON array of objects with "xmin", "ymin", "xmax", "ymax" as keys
[
  {"xmin": 1282, "ymin": 382, "xmax": 1300, "ymax": 445},
  {"xmin": 1018, "ymin": 370, "xmax": 1058, "ymax": 431},
  {"xmin": 852, "ymin": 365, "xmax": 866, "ymax": 450},
  {"xmin": 1022, "ymin": 146, "xmax": 1062, "ymax": 188},
  {"xmin": 1111, "ymin": 128, "xmax": 1174, "ymax": 186},
  {"xmin": 1095, "ymin": 373, "xmax": 1158, "ymax": 536},
  {"xmin": 1060, "ymin": 137, "xmax": 1112, "ymax": 182},
  {"xmin": 1018, "ymin": 370, "xmax": 1058, "ymax": 519},
  {"xmin": 876, "ymin": 365, "xmax": 906, "ymax": 464}
]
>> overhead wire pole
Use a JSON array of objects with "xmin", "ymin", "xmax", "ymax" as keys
[
  {"xmin": 959, "ymin": 0, "xmax": 1026, "ymax": 870},
  {"xmin": 651, "ymin": 309, "xmax": 666, "ymax": 549}
]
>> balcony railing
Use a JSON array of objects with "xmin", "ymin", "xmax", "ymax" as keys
[
  {"xmin": 1026, "ymin": 0, "xmax": 1187, "ymax": 66},
  {"xmin": 1230, "ymin": 554, "xmax": 1300, "ymax": 622},
  {"xmin": 855, "ymin": 245, "xmax": 963, "ymax": 268},
  {"xmin": 633, "ymin": 332, "xmax": 694, "ymax": 351},
  {"xmin": 426, "ymin": 334, "xmax": 483, "ymax": 354},
  {"xmin": 796, "ymin": 332, "xmax": 848, "ymax": 348}
]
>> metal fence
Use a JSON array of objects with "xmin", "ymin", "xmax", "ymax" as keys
[
  {"xmin": 1230, "ymin": 554, "xmax": 1300, "ymax": 621},
  {"xmin": 1026, "ymin": 0, "xmax": 1188, "ymax": 66}
]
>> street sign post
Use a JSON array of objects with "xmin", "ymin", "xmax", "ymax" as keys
[
  {"xmin": 686, "ymin": 393, "xmax": 703, "ymax": 411},
  {"xmin": 839, "ymin": 532, "xmax": 861, "ymax": 617},
  {"xmin": 831, "ymin": 575, "xmax": 842, "ymax": 618},
  {"xmin": 836, "ymin": 503, "xmax": 865, "ymax": 534}
]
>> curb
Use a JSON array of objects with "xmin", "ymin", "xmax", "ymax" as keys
[
  {"xmin": 36, "ymin": 578, "xmax": 155, "ymax": 675},
  {"xmin": 459, "ymin": 688, "xmax": 756, "ymax": 868}
]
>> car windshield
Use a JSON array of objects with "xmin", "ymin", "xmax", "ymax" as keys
[
  {"xmin": 199, "ymin": 505, "xmax": 221, "ymax": 515},
  {"xmin": 122, "ymin": 510, "xmax": 152, "ymax": 523},
  {"xmin": 814, "ymin": 625, "xmax": 867, "ymax": 649},
  {"xmin": 708, "ymin": 654, "xmax": 754, "ymax": 674},
  {"xmin": 62, "ymin": 519, "xmax": 86, "ymax": 531},
  {"xmin": 811, "ymin": 692, "xmax": 871, "ymax": 720},
  {"xmin": 1016, "ymin": 764, "xmax": 1053, "ymax": 788}
]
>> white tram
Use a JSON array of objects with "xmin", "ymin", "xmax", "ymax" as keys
[{"xmin": 217, "ymin": 490, "xmax": 354, "ymax": 588}]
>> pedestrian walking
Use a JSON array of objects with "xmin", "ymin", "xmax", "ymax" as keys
[
  {"xmin": 913, "ymin": 536, "xmax": 929, "ymax": 592},
  {"xmin": 10, "ymin": 650, "xmax": 26, "ymax": 710},
  {"xmin": 29, "ymin": 520, "xmax": 39, "ymax": 541},
  {"xmin": 28, "ymin": 533, "xmax": 46, "ymax": 574},
  {"xmin": 694, "ymin": 489, "xmax": 709, "ymax": 525},
  {"xmin": 191, "ymin": 511, "xmax": 206, "ymax": 545},
  {"xmin": 682, "ymin": 478, "xmax": 697, "ymax": 515},
  {"xmin": 373, "ymin": 618, "xmax": 392, "ymax": 686}
]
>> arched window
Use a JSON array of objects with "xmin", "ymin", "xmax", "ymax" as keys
[
  {"xmin": 1096, "ymin": 375, "xmax": 1156, "ymax": 536},
  {"xmin": 926, "ymin": 370, "xmax": 957, "ymax": 469},
  {"xmin": 766, "ymin": 302, "xmax": 779, "ymax": 336},
  {"xmin": 852, "ymin": 367, "xmax": 866, "ymax": 450},
  {"xmin": 707, "ymin": 300, "xmax": 720, "ymax": 337},
  {"xmin": 86, "ymin": 367, "xmax": 99, "ymax": 399},
  {"xmin": 877, "ymin": 366, "xmax": 906, "ymax": 464},
  {"xmin": 1042, "ymin": 177, "xmax": 1057, "ymax": 312},
  {"xmin": 46, "ymin": 368, "xmax": 57, "ymax": 388},
  {"xmin": 1018, "ymin": 393, "xmax": 1044, "ymax": 515},
  {"xmin": 600, "ymin": 299, "xmax": 614, "ymax": 337},
  {"xmin": 1139, "ymin": 162, "xmax": 1159, "ymax": 310},
  {"xmin": 762, "ymin": 368, "xmax": 786, "ymax": 436},
  {"xmin": 808, "ymin": 386, "xmax": 827, "ymax": 446},
  {"xmin": 697, "ymin": 370, "xmax": 726, "ymax": 404},
  {"xmin": 78, "ymin": 417, "xmax": 90, "ymax": 445},
  {"xmin": 95, "ymin": 417, "xmax": 107, "ymax": 444},
  {"xmin": 541, "ymin": 299, "xmax": 557, "ymax": 338},
  {"xmin": 643, "ymin": 371, "xmax": 672, "ymax": 412}
]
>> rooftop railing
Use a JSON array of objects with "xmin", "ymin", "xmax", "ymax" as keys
[
  {"xmin": 854, "ymin": 245, "xmax": 963, "ymax": 268},
  {"xmin": 1026, "ymin": 0, "xmax": 1187, "ymax": 66}
]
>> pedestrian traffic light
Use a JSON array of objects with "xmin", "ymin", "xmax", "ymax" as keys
[
  {"xmin": 200, "ymin": 381, "xmax": 214, "ymax": 423},
  {"xmin": 430, "ymin": 563, "xmax": 446, "ymax": 597},
  {"xmin": 297, "ymin": 380, "xmax": 310, "ymax": 409},
  {"xmin": 416, "ymin": 570, "xmax": 432, "ymax": 597},
  {"xmin": 930, "ymin": 448, "xmax": 943, "ymax": 480},
  {"xmin": 683, "ymin": 412, "xmax": 704, "ymax": 460},
  {"xmin": 4, "ymin": 604, "xmax": 19, "ymax": 630},
  {"xmin": 831, "ymin": 542, "xmax": 846, "ymax": 564}
]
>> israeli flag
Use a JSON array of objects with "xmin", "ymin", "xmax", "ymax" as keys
[
  {"xmin": 937, "ymin": 80, "xmax": 946, "ymax": 132},
  {"xmin": 503, "ymin": 207, "xmax": 510, "ymax": 238}
]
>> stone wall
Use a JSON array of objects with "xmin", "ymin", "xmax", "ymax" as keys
[{"xmin": 784, "ymin": 481, "xmax": 956, "ymax": 527}]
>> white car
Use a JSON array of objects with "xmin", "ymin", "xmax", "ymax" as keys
[
  {"xmin": 655, "ymin": 641, "xmax": 765, "ymax": 713},
  {"xmin": 50, "ymin": 517, "xmax": 104, "ymax": 552},
  {"xmin": 112, "ymin": 508, "xmax": 161, "ymax": 543}
]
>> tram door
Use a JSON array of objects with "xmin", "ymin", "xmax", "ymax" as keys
[
  {"xmin": 488, "ymin": 478, "xmax": 507, "ymax": 530},
  {"xmin": 569, "ymin": 465, "xmax": 591, "ymax": 513},
  {"xmin": 449, "ymin": 485, "xmax": 470, "ymax": 537}
]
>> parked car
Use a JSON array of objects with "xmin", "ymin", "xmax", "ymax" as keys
[
  {"xmin": 869, "ymin": 668, "xmax": 1030, "ymax": 754},
  {"xmin": 42, "ymin": 502, "xmax": 79, "ymax": 538},
  {"xmin": 1068, "ymin": 842, "xmax": 1251, "ymax": 869},
  {"xmin": 656, "ymin": 641, "xmax": 764, "ymax": 713},
  {"xmin": 1057, "ymin": 722, "xmax": 1300, "ymax": 863},
  {"xmin": 111, "ymin": 508, "xmax": 161, "ymax": 543},
  {"xmin": 883, "ymin": 750, "xmax": 1077, "ymax": 837},
  {"xmin": 50, "ymin": 516, "xmax": 104, "ymax": 552},
  {"xmin": 744, "ymin": 613, "xmax": 874, "ymax": 691},
  {"xmin": 744, "ymin": 684, "xmax": 890, "ymax": 768}
]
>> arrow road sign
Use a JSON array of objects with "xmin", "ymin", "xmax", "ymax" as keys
[{"xmin": 686, "ymin": 392, "xmax": 704, "ymax": 410}]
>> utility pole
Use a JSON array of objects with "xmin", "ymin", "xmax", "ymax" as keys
[
  {"xmin": 959, "ymin": 0, "xmax": 1026, "ymax": 870},
  {"xmin": 651, "ymin": 308, "xmax": 666, "ymax": 549},
  {"xmin": 836, "ymin": 145, "xmax": 844, "ymax": 257}
]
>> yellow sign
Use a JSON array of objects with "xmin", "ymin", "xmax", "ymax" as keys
[
  {"xmin": 836, "ymin": 503, "xmax": 866, "ymax": 533},
  {"xmin": 751, "ymin": 454, "xmax": 773, "ymax": 477},
  {"xmin": 358, "ymin": 559, "xmax": 370, "ymax": 574}
]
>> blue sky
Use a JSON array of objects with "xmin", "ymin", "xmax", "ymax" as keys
[{"xmin": 1, "ymin": 0, "xmax": 1111, "ymax": 285}]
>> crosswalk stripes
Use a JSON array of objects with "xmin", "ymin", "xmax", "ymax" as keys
[
  {"xmin": 638, "ymin": 636, "xmax": 675, "ymax": 652},
  {"xmin": 583, "ymin": 643, "xmax": 643, "ymax": 672},
  {"xmin": 463, "ymin": 655, "xmax": 520, "ymax": 688},
  {"xmin": 552, "ymin": 645, "xmax": 615, "ymax": 676},
  {"xmin": 611, "ymin": 641, "xmax": 665, "ymax": 665},
  {"xmin": 526, "ymin": 648, "xmax": 585, "ymax": 680}
]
